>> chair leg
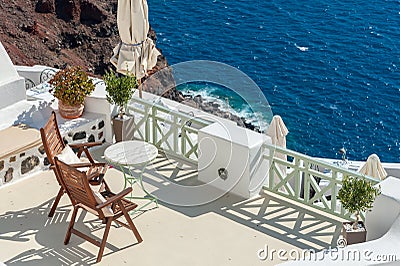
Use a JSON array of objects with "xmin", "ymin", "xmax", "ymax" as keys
[
  {"xmin": 48, "ymin": 187, "xmax": 64, "ymax": 217},
  {"xmin": 64, "ymin": 206, "xmax": 79, "ymax": 245},
  {"xmin": 103, "ymin": 181, "xmax": 111, "ymax": 193},
  {"xmin": 83, "ymin": 149, "xmax": 95, "ymax": 163},
  {"xmin": 120, "ymin": 201, "xmax": 143, "ymax": 243},
  {"xmin": 97, "ymin": 218, "xmax": 112, "ymax": 263}
]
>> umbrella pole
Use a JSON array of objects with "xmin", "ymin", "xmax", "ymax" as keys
[{"xmin": 138, "ymin": 78, "xmax": 142, "ymax": 98}]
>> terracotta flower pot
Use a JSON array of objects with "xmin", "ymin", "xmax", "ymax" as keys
[{"xmin": 58, "ymin": 101, "xmax": 84, "ymax": 119}]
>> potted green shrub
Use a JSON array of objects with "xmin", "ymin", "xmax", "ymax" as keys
[
  {"xmin": 49, "ymin": 66, "xmax": 95, "ymax": 119},
  {"xmin": 338, "ymin": 176, "xmax": 380, "ymax": 245},
  {"xmin": 103, "ymin": 69, "xmax": 137, "ymax": 142}
]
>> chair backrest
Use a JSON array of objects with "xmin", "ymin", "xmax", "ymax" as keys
[
  {"xmin": 54, "ymin": 157, "xmax": 98, "ymax": 210},
  {"xmin": 40, "ymin": 111, "xmax": 65, "ymax": 166}
]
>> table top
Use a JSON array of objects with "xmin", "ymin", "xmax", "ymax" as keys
[{"xmin": 104, "ymin": 140, "xmax": 158, "ymax": 166}]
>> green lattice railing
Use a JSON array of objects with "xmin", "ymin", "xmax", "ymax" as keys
[
  {"xmin": 128, "ymin": 96, "xmax": 380, "ymax": 220},
  {"xmin": 263, "ymin": 144, "xmax": 380, "ymax": 220},
  {"xmin": 127, "ymin": 97, "xmax": 212, "ymax": 163}
]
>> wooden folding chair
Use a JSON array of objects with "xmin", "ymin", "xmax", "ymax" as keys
[
  {"xmin": 40, "ymin": 111, "xmax": 108, "ymax": 217},
  {"xmin": 54, "ymin": 158, "xmax": 143, "ymax": 263}
]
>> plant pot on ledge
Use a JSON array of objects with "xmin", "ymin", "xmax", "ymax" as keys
[
  {"xmin": 112, "ymin": 115, "xmax": 135, "ymax": 142},
  {"xmin": 58, "ymin": 101, "xmax": 84, "ymax": 119},
  {"xmin": 338, "ymin": 176, "xmax": 381, "ymax": 246},
  {"xmin": 49, "ymin": 66, "xmax": 95, "ymax": 119},
  {"xmin": 342, "ymin": 221, "xmax": 366, "ymax": 245},
  {"xmin": 103, "ymin": 69, "xmax": 138, "ymax": 142}
]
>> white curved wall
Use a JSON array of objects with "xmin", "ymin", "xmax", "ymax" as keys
[
  {"xmin": 0, "ymin": 42, "xmax": 25, "ymax": 109},
  {"xmin": 0, "ymin": 42, "xmax": 19, "ymax": 84}
]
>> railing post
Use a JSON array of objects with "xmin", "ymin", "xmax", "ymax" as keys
[
  {"xmin": 294, "ymin": 158, "xmax": 301, "ymax": 199},
  {"xmin": 152, "ymin": 105, "xmax": 157, "ymax": 145},
  {"xmin": 173, "ymin": 115, "xmax": 179, "ymax": 154},
  {"xmin": 181, "ymin": 125, "xmax": 186, "ymax": 156},
  {"xmin": 267, "ymin": 149, "xmax": 274, "ymax": 190},
  {"xmin": 303, "ymin": 160, "xmax": 310, "ymax": 203},
  {"xmin": 144, "ymin": 105, "xmax": 150, "ymax": 142},
  {"xmin": 331, "ymin": 174, "xmax": 338, "ymax": 213}
]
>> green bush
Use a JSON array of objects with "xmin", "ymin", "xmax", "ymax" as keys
[
  {"xmin": 49, "ymin": 66, "xmax": 95, "ymax": 106},
  {"xmin": 338, "ymin": 176, "xmax": 380, "ymax": 228},
  {"xmin": 103, "ymin": 69, "xmax": 137, "ymax": 118}
]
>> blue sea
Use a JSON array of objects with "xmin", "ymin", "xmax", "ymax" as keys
[{"xmin": 147, "ymin": 0, "xmax": 400, "ymax": 162}]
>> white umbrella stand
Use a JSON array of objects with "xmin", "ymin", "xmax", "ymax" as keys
[{"xmin": 110, "ymin": 0, "xmax": 160, "ymax": 98}]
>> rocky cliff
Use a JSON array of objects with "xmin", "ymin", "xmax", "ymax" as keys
[
  {"xmin": 1, "ymin": 0, "xmax": 115, "ymax": 73},
  {"xmin": 0, "ymin": 0, "xmax": 257, "ymax": 130},
  {"xmin": 0, "ymin": 0, "xmax": 174, "ymax": 83}
]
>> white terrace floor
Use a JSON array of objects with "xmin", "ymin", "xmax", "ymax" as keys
[{"xmin": 0, "ymin": 145, "xmax": 344, "ymax": 266}]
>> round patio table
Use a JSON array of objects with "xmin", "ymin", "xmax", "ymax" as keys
[{"xmin": 104, "ymin": 140, "xmax": 159, "ymax": 211}]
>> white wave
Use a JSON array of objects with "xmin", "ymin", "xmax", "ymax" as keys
[
  {"xmin": 180, "ymin": 87, "xmax": 269, "ymax": 131},
  {"xmin": 181, "ymin": 86, "xmax": 218, "ymax": 102},
  {"xmin": 295, "ymin": 44, "xmax": 309, "ymax": 51}
]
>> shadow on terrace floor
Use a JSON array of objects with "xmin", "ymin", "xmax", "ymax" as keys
[
  {"xmin": 129, "ymin": 152, "xmax": 343, "ymax": 251},
  {"xmin": 0, "ymin": 200, "xmax": 139, "ymax": 265},
  {"xmin": 0, "ymin": 149, "xmax": 343, "ymax": 265}
]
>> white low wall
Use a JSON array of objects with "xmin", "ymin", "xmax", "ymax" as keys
[
  {"xmin": 15, "ymin": 65, "xmax": 58, "ymax": 86},
  {"xmin": 316, "ymin": 157, "xmax": 400, "ymax": 179},
  {"xmin": 0, "ymin": 113, "xmax": 107, "ymax": 188},
  {"xmin": 0, "ymin": 142, "xmax": 46, "ymax": 187},
  {"xmin": 14, "ymin": 66, "xmax": 114, "ymax": 143},
  {"xmin": 84, "ymin": 80, "xmax": 114, "ymax": 143}
]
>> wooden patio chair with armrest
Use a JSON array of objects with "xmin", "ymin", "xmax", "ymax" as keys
[
  {"xmin": 54, "ymin": 158, "xmax": 143, "ymax": 263},
  {"xmin": 40, "ymin": 111, "xmax": 108, "ymax": 217}
]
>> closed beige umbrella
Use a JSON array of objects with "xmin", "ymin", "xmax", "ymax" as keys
[
  {"xmin": 110, "ymin": 0, "xmax": 160, "ymax": 96},
  {"xmin": 267, "ymin": 115, "xmax": 289, "ymax": 148},
  {"xmin": 359, "ymin": 154, "xmax": 387, "ymax": 180},
  {"xmin": 266, "ymin": 115, "xmax": 289, "ymax": 184}
]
